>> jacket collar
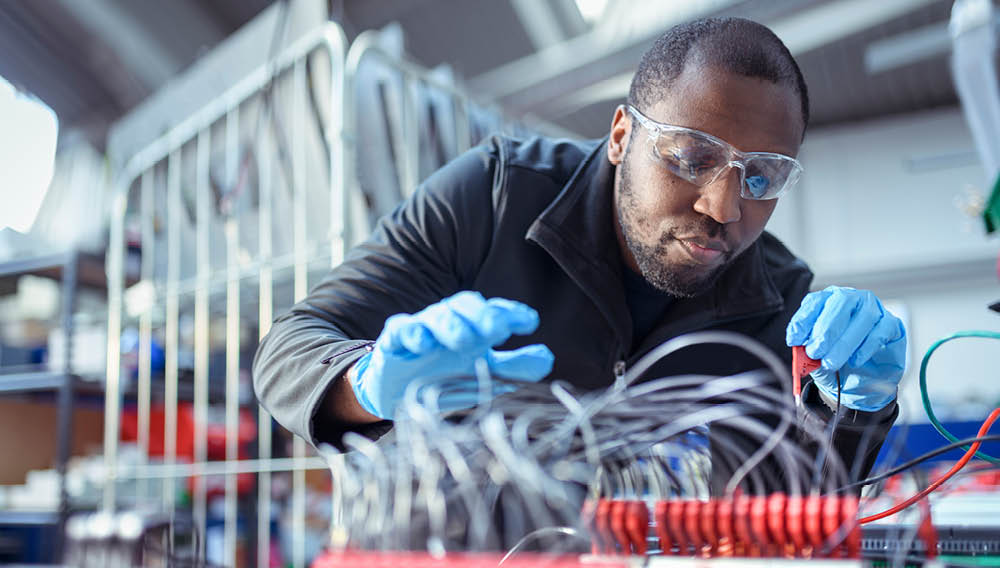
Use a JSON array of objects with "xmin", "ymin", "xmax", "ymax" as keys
[{"xmin": 525, "ymin": 138, "xmax": 786, "ymax": 353}]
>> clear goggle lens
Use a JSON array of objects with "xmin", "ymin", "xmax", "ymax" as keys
[{"xmin": 628, "ymin": 105, "xmax": 802, "ymax": 200}]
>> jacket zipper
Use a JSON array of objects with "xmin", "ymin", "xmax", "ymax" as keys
[
  {"xmin": 613, "ymin": 359, "xmax": 626, "ymax": 387},
  {"xmin": 320, "ymin": 341, "xmax": 375, "ymax": 365}
]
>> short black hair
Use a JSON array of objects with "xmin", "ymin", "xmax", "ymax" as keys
[{"xmin": 628, "ymin": 17, "xmax": 809, "ymax": 134}]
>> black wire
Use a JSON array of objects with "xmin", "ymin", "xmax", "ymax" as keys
[
  {"xmin": 836, "ymin": 434, "xmax": 1000, "ymax": 492},
  {"xmin": 811, "ymin": 372, "xmax": 843, "ymax": 491},
  {"xmin": 836, "ymin": 371, "xmax": 841, "ymax": 418}
]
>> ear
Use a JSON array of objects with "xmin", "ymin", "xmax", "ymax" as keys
[{"xmin": 607, "ymin": 105, "xmax": 631, "ymax": 166}]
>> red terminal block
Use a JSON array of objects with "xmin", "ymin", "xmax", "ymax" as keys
[
  {"xmin": 841, "ymin": 496, "xmax": 861, "ymax": 559},
  {"xmin": 625, "ymin": 501, "xmax": 649, "ymax": 555},
  {"xmin": 750, "ymin": 496, "xmax": 771, "ymax": 555},
  {"xmin": 643, "ymin": 494, "xmax": 865, "ymax": 560},
  {"xmin": 595, "ymin": 498, "xmax": 614, "ymax": 555},
  {"xmin": 785, "ymin": 495, "xmax": 806, "ymax": 555},
  {"xmin": 804, "ymin": 494, "xmax": 824, "ymax": 554},
  {"xmin": 918, "ymin": 499, "xmax": 938, "ymax": 560},
  {"xmin": 822, "ymin": 495, "xmax": 842, "ymax": 557},
  {"xmin": 700, "ymin": 499, "xmax": 718, "ymax": 556},
  {"xmin": 654, "ymin": 501, "xmax": 672, "ymax": 555},
  {"xmin": 610, "ymin": 499, "xmax": 630, "ymax": 554},
  {"xmin": 766, "ymin": 493, "xmax": 788, "ymax": 556},
  {"xmin": 684, "ymin": 500, "xmax": 704, "ymax": 554},
  {"xmin": 734, "ymin": 495, "xmax": 758, "ymax": 557},
  {"xmin": 669, "ymin": 500, "xmax": 688, "ymax": 555},
  {"xmin": 716, "ymin": 498, "xmax": 736, "ymax": 557}
]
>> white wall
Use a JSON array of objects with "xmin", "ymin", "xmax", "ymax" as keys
[
  {"xmin": 766, "ymin": 106, "xmax": 1000, "ymax": 422},
  {"xmin": 892, "ymin": 283, "xmax": 1000, "ymax": 422}
]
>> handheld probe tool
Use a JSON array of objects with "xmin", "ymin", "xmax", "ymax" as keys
[{"xmin": 792, "ymin": 345, "xmax": 821, "ymax": 407}]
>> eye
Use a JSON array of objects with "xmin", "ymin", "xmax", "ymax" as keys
[
  {"xmin": 745, "ymin": 174, "xmax": 771, "ymax": 198},
  {"xmin": 659, "ymin": 144, "xmax": 720, "ymax": 179},
  {"xmin": 675, "ymin": 148, "xmax": 719, "ymax": 172}
]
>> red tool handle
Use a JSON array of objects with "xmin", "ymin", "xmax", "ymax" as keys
[{"xmin": 791, "ymin": 345, "xmax": 821, "ymax": 403}]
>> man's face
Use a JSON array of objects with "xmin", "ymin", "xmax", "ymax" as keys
[{"xmin": 609, "ymin": 63, "xmax": 803, "ymax": 297}]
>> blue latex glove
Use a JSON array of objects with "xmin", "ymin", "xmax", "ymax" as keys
[
  {"xmin": 350, "ymin": 291, "xmax": 555, "ymax": 419},
  {"xmin": 786, "ymin": 286, "xmax": 906, "ymax": 412}
]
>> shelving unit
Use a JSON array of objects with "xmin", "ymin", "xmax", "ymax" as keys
[{"xmin": 0, "ymin": 250, "xmax": 99, "ymax": 561}]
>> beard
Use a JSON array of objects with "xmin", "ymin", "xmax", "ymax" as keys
[{"xmin": 616, "ymin": 155, "xmax": 736, "ymax": 298}]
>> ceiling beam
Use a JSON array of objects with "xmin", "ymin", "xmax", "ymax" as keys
[
  {"xmin": 509, "ymin": 0, "xmax": 568, "ymax": 50},
  {"xmin": 865, "ymin": 21, "xmax": 951, "ymax": 74},
  {"xmin": 468, "ymin": 0, "xmax": 739, "ymax": 110},
  {"xmin": 55, "ymin": 0, "xmax": 182, "ymax": 90},
  {"xmin": 862, "ymin": 9, "xmax": 1000, "ymax": 77},
  {"xmin": 518, "ymin": 0, "xmax": 943, "ymax": 119},
  {"xmin": 769, "ymin": 0, "xmax": 940, "ymax": 55}
]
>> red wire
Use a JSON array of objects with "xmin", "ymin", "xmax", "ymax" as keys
[{"xmin": 859, "ymin": 407, "xmax": 1000, "ymax": 524}]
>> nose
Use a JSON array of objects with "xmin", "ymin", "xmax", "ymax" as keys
[{"xmin": 692, "ymin": 165, "xmax": 742, "ymax": 224}]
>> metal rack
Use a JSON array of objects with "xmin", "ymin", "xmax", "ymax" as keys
[
  {"xmin": 99, "ymin": 18, "xmax": 569, "ymax": 567},
  {"xmin": 0, "ymin": 250, "xmax": 87, "ymax": 560}
]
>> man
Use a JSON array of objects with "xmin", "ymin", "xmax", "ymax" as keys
[{"xmin": 252, "ymin": 18, "xmax": 905, "ymax": 479}]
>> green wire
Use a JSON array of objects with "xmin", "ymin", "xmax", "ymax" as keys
[
  {"xmin": 936, "ymin": 557, "xmax": 1000, "ymax": 567},
  {"xmin": 919, "ymin": 330, "xmax": 1000, "ymax": 465}
]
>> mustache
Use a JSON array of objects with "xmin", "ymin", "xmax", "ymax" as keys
[{"xmin": 659, "ymin": 216, "xmax": 727, "ymax": 246}]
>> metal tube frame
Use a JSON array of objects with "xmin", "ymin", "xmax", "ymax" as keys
[
  {"xmin": 103, "ymin": 19, "xmax": 556, "ymax": 567},
  {"xmin": 105, "ymin": 24, "xmax": 349, "ymax": 568}
]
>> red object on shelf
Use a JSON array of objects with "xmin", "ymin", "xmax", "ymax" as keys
[
  {"xmin": 119, "ymin": 402, "xmax": 258, "ymax": 497},
  {"xmin": 120, "ymin": 402, "xmax": 256, "ymax": 460}
]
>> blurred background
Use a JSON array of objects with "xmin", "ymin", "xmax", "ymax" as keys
[{"xmin": 0, "ymin": 0, "xmax": 997, "ymax": 565}]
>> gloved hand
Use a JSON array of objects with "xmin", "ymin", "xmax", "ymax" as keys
[
  {"xmin": 786, "ymin": 286, "xmax": 906, "ymax": 412},
  {"xmin": 349, "ymin": 291, "xmax": 555, "ymax": 419}
]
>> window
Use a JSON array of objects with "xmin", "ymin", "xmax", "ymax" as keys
[
  {"xmin": 574, "ymin": 0, "xmax": 608, "ymax": 24},
  {"xmin": 0, "ymin": 76, "xmax": 58, "ymax": 233}
]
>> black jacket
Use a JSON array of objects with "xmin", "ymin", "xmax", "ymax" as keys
[{"xmin": 252, "ymin": 135, "xmax": 896, "ymax": 479}]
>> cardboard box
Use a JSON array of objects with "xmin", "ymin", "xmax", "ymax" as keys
[{"xmin": 0, "ymin": 399, "xmax": 103, "ymax": 485}]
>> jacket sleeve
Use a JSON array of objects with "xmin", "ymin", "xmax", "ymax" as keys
[
  {"xmin": 251, "ymin": 142, "xmax": 499, "ymax": 448},
  {"xmin": 761, "ymin": 243, "xmax": 896, "ymax": 483},
  {"xmin": 774, "ymin": 257, "xmax": 897, "ymax": 481},
  {"xmin": 802, "ymin": 380, "xmax": 899, "ymax": 483}
]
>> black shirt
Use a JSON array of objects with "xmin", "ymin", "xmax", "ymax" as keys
[{"xmin": 621, "ymin": 265, "xmax": 675, "ymax": 351}]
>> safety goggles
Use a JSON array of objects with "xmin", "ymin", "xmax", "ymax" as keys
[{"xmin": 625, "ymin": 105, "xmax": 803, "ymax": 200}]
